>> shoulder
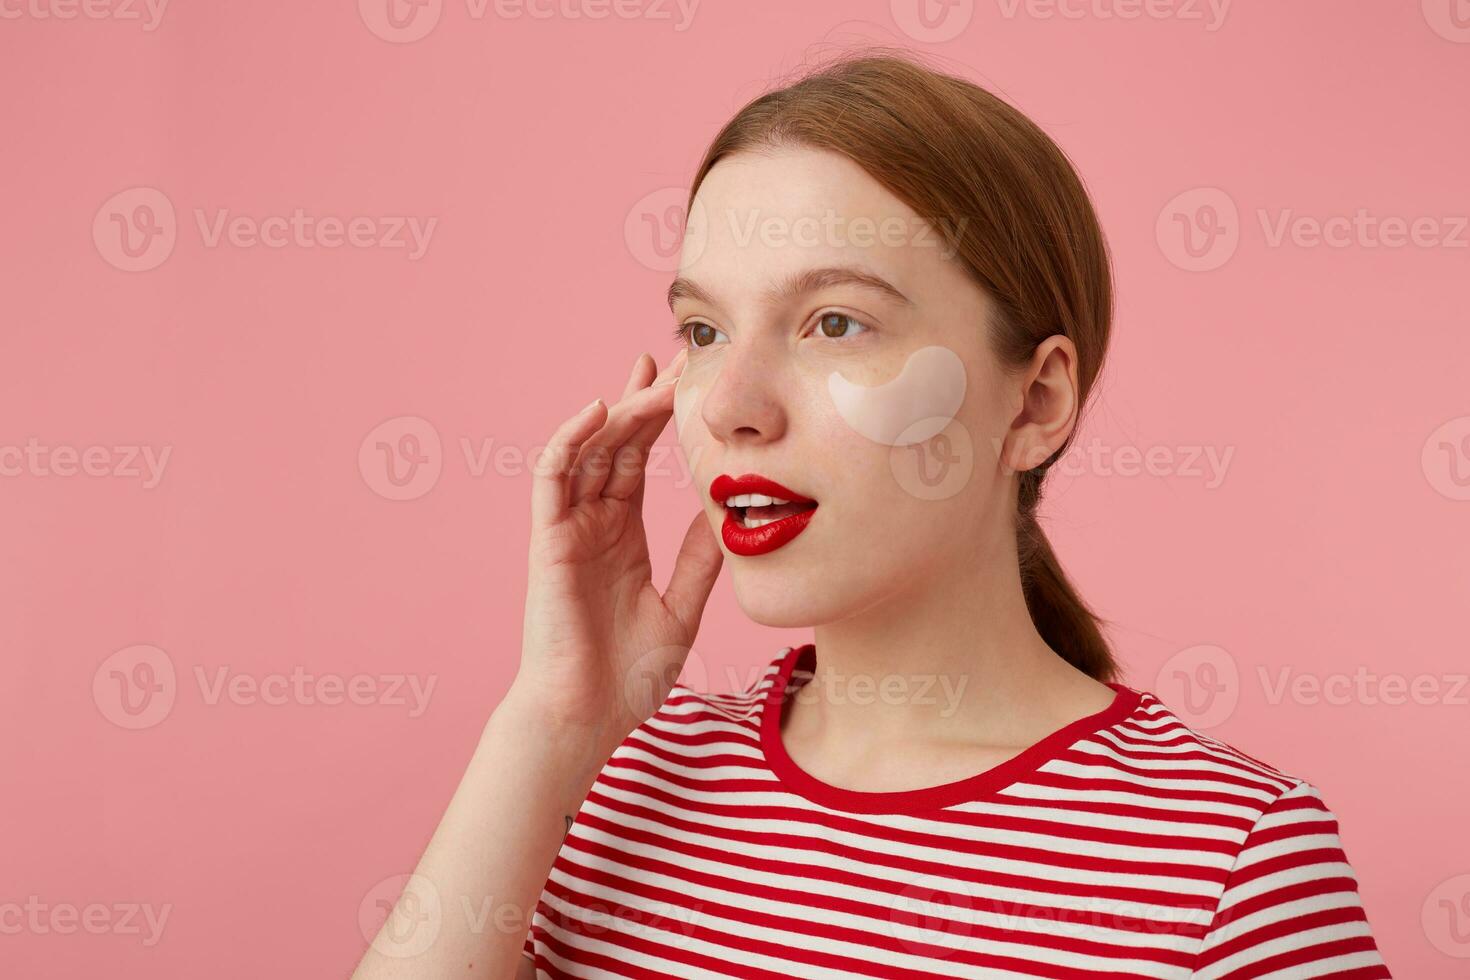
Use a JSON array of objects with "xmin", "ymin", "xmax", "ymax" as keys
[
  {"xmin": 1117, "ymin": 690, "xmax": 1370, "ymax": 915},
  {"xmin": 1118, "ymin": 687, "xmax": 1322, "ymax": 806},
  {"xmin": 1120, "ymin": 693, "xmax": 1392, "ymax": 974}
]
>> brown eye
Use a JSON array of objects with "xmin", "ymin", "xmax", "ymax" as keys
[
  {"xmin": 818, "ymin": 313, "xmax": 867, "ymax": 339},
  {"xmin": 690, "ymin": 322, "xmax": 720, "ymax": 347}
]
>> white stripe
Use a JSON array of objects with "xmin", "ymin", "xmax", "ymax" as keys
[
  {"xmin": 1192, "ymin": 920, "xmax": 1378, "ymax": 980},
  {"xmin": 998, "ymin": 780, "xmax": 1264, "ymax": 822}
]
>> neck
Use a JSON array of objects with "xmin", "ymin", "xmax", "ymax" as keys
[{"xmin": 802, "ymin": 524, "xmax": 1110, "ymax": 748}]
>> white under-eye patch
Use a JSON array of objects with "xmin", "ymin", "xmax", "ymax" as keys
[
  {"xmin": 826, "ymin": 345, "xmax": 967, "ymax": 446},
  {"xmin": 673, "ymin": 371, "xmax": 701, "ymax": 436}
]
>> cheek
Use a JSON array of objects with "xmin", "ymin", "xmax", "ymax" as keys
[
  {"xmin": 825, "ymin": 345, "xmax": 968, "ymax": 446},
  {"xmin": 819, "ymin": 345, "xmax": 979, "ymax": 506}
]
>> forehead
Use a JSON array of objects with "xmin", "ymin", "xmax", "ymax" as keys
[{"xmin": 677, "ymin": 146, "xmax": 942, "ymax": 294}]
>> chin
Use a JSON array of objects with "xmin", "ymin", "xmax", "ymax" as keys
[{"xmin": 729, "ymin": 566, "xmax": 856, "ymax": 629}]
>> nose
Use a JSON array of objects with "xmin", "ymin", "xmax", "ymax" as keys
[{"xmin": 698, "ymin": 336, "xmax": 789, "ymax": 447}]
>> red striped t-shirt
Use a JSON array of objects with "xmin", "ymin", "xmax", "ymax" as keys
[{"xmin": 523, "ymin": 643, "xmax": 1390, "ymax": 978}]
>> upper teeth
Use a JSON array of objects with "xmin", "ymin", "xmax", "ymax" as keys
[{"xmin": 725, "ymin": 493, "xmax": 790, "ymax": 507}]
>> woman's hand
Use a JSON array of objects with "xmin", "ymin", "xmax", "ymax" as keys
[
  {"xmin": 351, "ymin": 350, "xmax": 715, "ymax": 980},
  {"xmin": 511, "ymin": 347, "xmax": 723, "ymax": 760}
]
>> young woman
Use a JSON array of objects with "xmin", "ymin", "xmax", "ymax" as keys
[{"xmin": 353, "ymin": 51, "xmax": 1390, "ymax": 980}]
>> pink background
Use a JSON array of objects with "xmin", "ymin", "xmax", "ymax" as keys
[{"xmin": 3, "ymin": 1, "xmax": 1467, "ymax": 976}]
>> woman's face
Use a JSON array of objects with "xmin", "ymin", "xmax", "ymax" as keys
[{"xmin": 670, "ymin": 146, "xmax": 1020, "ymax": 628}]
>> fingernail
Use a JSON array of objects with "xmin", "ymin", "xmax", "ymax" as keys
[{"xmin": 581, "ymin": 397, "xmax": 603, "ymax": 414}]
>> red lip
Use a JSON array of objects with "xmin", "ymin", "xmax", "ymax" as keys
[{"xmin": 709, "ymin": 473, "xmax": 818, "ymax": 557}]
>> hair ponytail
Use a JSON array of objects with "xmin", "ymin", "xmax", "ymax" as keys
[
  {"xmin": 1017, "ymin": 470, "xmax": 1115, "ymax": 681},
  {"xmin": 688, "ymin": 48, "xmax": 1119, "ymax": 681}
]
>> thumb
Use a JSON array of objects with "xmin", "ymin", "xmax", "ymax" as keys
[{"xmin": 662, "ymin": 510, "xmax": 723, "ymax": 633}]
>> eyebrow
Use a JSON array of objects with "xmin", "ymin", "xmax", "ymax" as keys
[{"xmin": 666, "ymin": 265, "xmax": 913, "ymax": 312}]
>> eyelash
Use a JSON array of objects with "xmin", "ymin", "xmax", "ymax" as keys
[{"xmin": 671, "ymin": 311, "xmax": 871, "ymax": 347}]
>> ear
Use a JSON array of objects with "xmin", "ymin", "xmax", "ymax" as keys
[{"xmin": 1000, "ymin": 335, "xmax": 1080, "ymax": 477}]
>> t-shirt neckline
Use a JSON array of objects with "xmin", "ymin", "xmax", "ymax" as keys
[{"xmin": 758, "ymin": 643, "xmax": 1143, "ymax": 814}]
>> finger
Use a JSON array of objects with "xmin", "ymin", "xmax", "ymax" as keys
[
  {"xmin": 622, "ymin": 352, "xmax": 656, "ymax": 401},
  {"xmin": 602, "ymin": 350, "xmax": 689, "ymax": 502},
  {"xmin": 569, "ymin": 350, "xmax": 686, "ymax": 505},
  {"xmin": 661, "ymin": 510, "xmax": 724, "ymax": 634},
  {"xmin": 650, "ymin": 345, "xmax": 688, "ymax": 387},
  {"xmin": 567, "ymin": 382, "xmax": 678, "ymax": 505},
  {"xmin": 529, "ymin": 397, "xmax": 606, "ymax": 529}
]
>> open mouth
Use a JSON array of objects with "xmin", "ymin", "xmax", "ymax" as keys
[
  {"xmin": 709, "ymin": 474, "xmax": 819, "ymax": 556},
  {"xmin": 724, "ymin": 494, "xmax": 819, "ymax": 529}
]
